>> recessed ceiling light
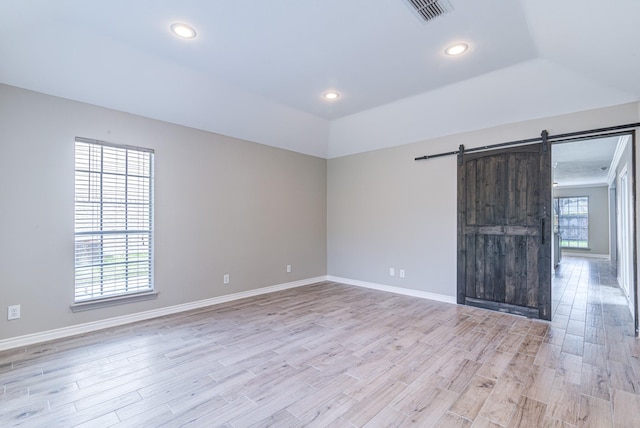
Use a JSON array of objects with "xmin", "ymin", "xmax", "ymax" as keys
[
  {"xmin": 171, "ymin": 23, "xmax": 197, "ymax": 39},
  {"xmin": 445, "ymin": 43, "xmax": 469, "ymax": 56},
  {"xmin": 323, "ymin": 91, "xmax": 340, "ymax": 101}
]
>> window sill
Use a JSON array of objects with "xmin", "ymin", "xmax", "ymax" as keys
[
  {"xmin": 560, "ymin": 247, "xmax": 591, "ymax": 251},
  {"xmin": 70, "ymin": 291, "xmax": 158, "ymax": 313}
]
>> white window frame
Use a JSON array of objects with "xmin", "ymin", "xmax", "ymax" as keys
[
  {"xmin": 72, "ymin": 137, "xmax": 155, "ymax": 310},
  {"xmin": 556, "ymin": 196, "xmax": 589, "ymax": 249}
]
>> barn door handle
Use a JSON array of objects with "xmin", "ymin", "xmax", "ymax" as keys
[{"xmin": 541, "ymin": 218, "xmax": 546, "ymax": 244}]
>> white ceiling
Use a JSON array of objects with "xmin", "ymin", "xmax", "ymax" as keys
[
  {"xmin": 552, "ymin": 136, "xmax": 620, "ymax": 188},
  {"xmin": 0, "ymin": 0, "xmax": 639, "ymax": 158}
]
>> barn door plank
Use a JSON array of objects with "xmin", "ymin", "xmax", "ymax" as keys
[
  {"xmin": 504, "ymin": 235, "xmax": 516, "ymax": 303},
  {"xmin": 466, "ymin": 160, "xmax": 477, "ymax": 226},
  {"xmin": 476, "ymin": 234, "xmax": 486, "ymax": 299},
  {"xmin": 466, "ymin": 234, "xmax": 477, "ymax": 299}
]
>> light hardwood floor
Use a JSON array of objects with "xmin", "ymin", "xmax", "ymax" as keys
[{"xmin": 1, "ymin": 257, "xmax": 639, "ymax": 427}]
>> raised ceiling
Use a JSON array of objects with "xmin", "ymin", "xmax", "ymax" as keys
[{"xmin": 0, "ymin": 0, "xmax": 638, "ymax": 158}]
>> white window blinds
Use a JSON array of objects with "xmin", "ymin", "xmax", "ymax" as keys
[
  {"xmin": 556, "ymin": 196, "xmax": 589, "ymax": 249},
  {"xmin": 74, "ymin": 137, "xmax": 154, "ymax": 302}
]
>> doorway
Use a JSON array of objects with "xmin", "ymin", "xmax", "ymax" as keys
[
  {"xmin": 551, "ymin": 133, "xmax": 637, "ymax": 334},
  {"xmin": 451, "ymin": 125, "xmax": 638, "ymax": 332}
]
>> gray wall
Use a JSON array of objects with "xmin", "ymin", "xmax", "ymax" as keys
[
  {"xmin": 553, "ymin": 186, "xmax": 610, "ymax": 256},
  {"xmin": 328, "ymin": 102, "xmax": 640, "ymax": 299},
  {"xmin": 0, "ymin": 84, "xmax": 327, "ymax": 340}
]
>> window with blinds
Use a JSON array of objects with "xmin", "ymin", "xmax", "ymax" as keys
[
  {"xmin": 556, "ymin": 196, "xmax": 589, "ymax": 249},
  {"xmin": 74, "ymin": 137, "xmax": 154, "ymax": 302}
]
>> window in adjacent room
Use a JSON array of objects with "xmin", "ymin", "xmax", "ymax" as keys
[
  {"xmin": 74, "ymin": 137, "xmax": 154, "ymax": 302},
  {"xmin": 555, "ymin": 196, "xmax": 589, "ymax": 249}
]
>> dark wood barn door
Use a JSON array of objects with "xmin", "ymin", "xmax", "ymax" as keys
[{"xmin": 457, "ymin": 143, "xmax": 552, "ymax": 320}]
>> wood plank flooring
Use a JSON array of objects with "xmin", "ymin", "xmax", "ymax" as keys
[{"xmin": 1, "ymin": 257, "xmax": 639, "ymax": 427}]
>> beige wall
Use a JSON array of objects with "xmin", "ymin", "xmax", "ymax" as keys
[
  {"xmin": 328, "ymin": 102, "xmax": 640, "ymax": 299},
  {"xmin": 0, "ymin": 84, "xmax": 327, "ymax": 340},
  {"xmin": 553, "ymin": 186, "xmax": 610, "ymax": 256}
]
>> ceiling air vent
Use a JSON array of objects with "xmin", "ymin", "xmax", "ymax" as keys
[{"xmin": 402, "ymin": 0, "xmax": 454, "ymax": 23}]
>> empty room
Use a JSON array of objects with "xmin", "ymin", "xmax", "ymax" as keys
[{"xmin": 1, "ymin": 1, "xmax": 640, "ymax": 427}]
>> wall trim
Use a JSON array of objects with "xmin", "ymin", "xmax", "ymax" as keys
[
  {"xmin": 0, "ymin": 276, "xmax": 326, "ymax": 352},
  {"xmin": 326, "ymin": 275, "xmax": 457, "ymax": 305},
  {"xmin": 562, "ymin": 252, "xmax": 610, "ymax": 259},
  {"xmin": 607, "ymin": 134, "xmax": 631, "ymax": 186},
  {"xmin": 553, "ymin": 183, "xmax": 609, "ymax": 190}
]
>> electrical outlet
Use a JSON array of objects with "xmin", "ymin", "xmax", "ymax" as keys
[
  {"xmin": 399, "ymin": 269, "xmax": 405, "ymax": 278},
  {"xmin": 8, "ymin": 305, "xmax": 20, "ymax": 320},
  {"xmin": 389, "ymin": 267, "xmax": 395, "ymax": 277},
  {"xmin": 223, "ymin": 274, "xmax": 230, "ymax": 284},
  {"xmin": 286, "ymin": 264, "xmax": 292, "ymax": 273}
]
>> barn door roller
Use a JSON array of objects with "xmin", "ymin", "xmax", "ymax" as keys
[{"xmin": 457, "ymin": 144, "xmax": 464, "ymax": 166}]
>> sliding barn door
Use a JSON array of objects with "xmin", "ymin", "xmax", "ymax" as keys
[{"xmin": 457, "ymin": 143, "xmax": 552, "ymax": 320}]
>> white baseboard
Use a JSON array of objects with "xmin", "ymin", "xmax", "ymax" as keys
[
  {"xmin": 0, "ymin": 276, "xmax": 326, "ymax": 352},
  {"xmin": 326, "ymin": 276, "xmax": 456, "ymax": 305},
  {"xmin": 1, "ymin": 275, "xmax": 457, "ymax": 351},
  {"xmin": 562, "ymin": 252, "xmax": 610, "ymax": 260}
]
